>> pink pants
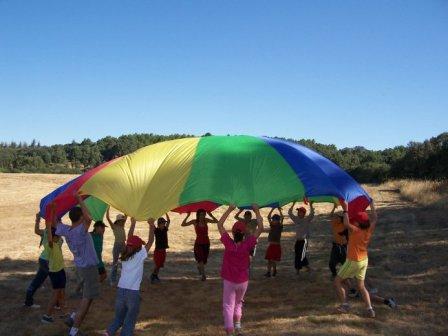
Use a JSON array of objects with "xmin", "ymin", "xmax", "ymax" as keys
[{"xmin": 222, "ymin": 279, "xmax": 249, "ymax": 332}]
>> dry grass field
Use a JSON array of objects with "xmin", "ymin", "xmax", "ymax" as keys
[{"xmin": 0, "ymin": 173, "xmax": 447, "ymax": 336}]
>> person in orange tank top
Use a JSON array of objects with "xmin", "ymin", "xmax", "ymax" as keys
[
  {"xmin": 334, "ymin": 200, "xmax": 377, "ymax": 318},
  {"xmin": 182, "ymin": 209, "xmax": 218, "ymax": 281}
]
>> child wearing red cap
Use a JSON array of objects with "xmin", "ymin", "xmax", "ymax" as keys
[
  {"xmin": 217, "ymin": 204, "xmax": 264, "ymax": 336},
  {"xmin": 181, "ymin": 209, "xmax": 218, "ymax": 281},
  {"xmin": 151, "ymin": 213, "xmax": 170, "ymax": 284},
  {"xmin": 105, "ymin": 218, "xmax": 155, "ymax": 336},
  {"xmin": 264, "ymin": 207, "xmax": 284, "ymax": 277},
  {"xmin": 289, "ymin": 201, "xmax": 314, "ymax": 274},
  {"xmin": 334, "ymin": 200, "xmax": 377, "ymax": 318}
]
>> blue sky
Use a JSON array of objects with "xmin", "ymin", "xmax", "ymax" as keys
[{"xmin": 1, "ymin": 1, "xmax": 447, "ymax": 149}]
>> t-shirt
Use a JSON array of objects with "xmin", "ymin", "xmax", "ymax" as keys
[
  {"xmin": 331, "ymin": 219, "xmax": 347, "ymax": 245},
  {"xmin": 155, "ymin": 227, "xmax": 169, "ymax": 250},
  {"xmin": 90, "ymin": 232, "xmax": 104, "ymax": 268},
  {"xmin": 45, "ymin": 239, "xmax": 64, "ymax": 272},
  {"xmin": 112, "ymin": 223, "xmax": 126, "ymax": 243},
  {"xmin": 118, "ymin": 247, "xmax": 148, "ymax": 291},
  {"xmin": 39, "ymin": 230, "xmax": 50, "ymax": 261},
  {"xmin": 347, "ymin": 226, "xmax": 373, "ymax": 261},
  {"xmin": 56, "ymin": 222, "xmax": 99, "ymax": 268},
  {"xmin": 268, "ymin": 224, "xmax": 283, "ymax": 243},
  {"xmin": 294, "ymin": 218, "xmax": 311, "ymax": 240},
  {"xmin": 220, "ymin": 232, "xmax": 257, "ymax": 284}
]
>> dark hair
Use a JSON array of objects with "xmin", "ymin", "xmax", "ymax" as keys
[
  {"xmin": 197, "ymin": 209, "xmax": 206, "ymax": 216},
  {"xmin": 359, "ymin": 220, "xmax": 371, "ymax": 230},
  {"xmin": 157, "ymin": 217, "xmax": 166, "ymax": 225},
  {"xmin": 233, "ymin": 231, "xmax": 244, "ymax": 243},
  {"xmin": 272, "ymin": 214, "xmax": 281, "ymax": 221},
  {"xmin": 69, "ymin": 207, "xmax": 83, "ymax": 222},
  {"xmin": 120, "ymin": 246, "xmax": 142, "ymax": 261}
]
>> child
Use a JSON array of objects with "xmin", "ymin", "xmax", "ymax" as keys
[
  {"xmin": 56, "ymin": 193, "xmax": 99, "ymax": 336},
  {"xmin": 106, "ymin": 207, "xmax": 128, "ymax": 285},
  {"xmin": 289, "ymin": 202, "xmax": 314, "ymax": 274},
  {"xmin": 329, "ymin": 205, "xmax": 348, "ymax": 278},
  {"xmin": 334, "ymin": 200, "xmax": 377, "ymax": 318},
  {"xmin": 105, "ymin": 218, "xmax": 155, "ymax": 336},
  {"xmin": 217, "ymin": 204, "xmax": 263, "ymax": 336},
  {"xmin": 151, "ymin": 213, "xmax": 170, "ymax": 284},
  {"xmin": 264, "ymin": 207, "xmax": 284, "ymax": 277},
  {"xmin": 181, "ymin": 209, "xmax": 218, "ymax": 281},
  {"xmin": 91, "ymin": 221, "xmax": 108, "ymax": 282},
  {"xmin": 41, "ymin": 224, "xmax": 66, "ymax": 323},
  {"xmin": 24, "ymin": 212, "xmax": 51, "ymax": 308},
  {"xmin": 234, "ymin": 209, "xmax": 259, "ymax": 257}
]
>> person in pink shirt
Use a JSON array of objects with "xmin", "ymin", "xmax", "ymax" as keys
[{"xmin": 217, "ymin": 204, "xmax": 264, "ymax": 336}]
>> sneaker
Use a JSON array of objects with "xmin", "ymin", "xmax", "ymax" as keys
[
  {"xmin": 64, "ymin": 316, "xmax": 74, "ymax": 327},
  {"xmin": 367, "ymin": 308, "xmax": 376, "ymax": 318},
  {"xmin": 387, "ymin": 298, "xmax": 397, "ymax": 309},
  {"xmin": 24, "ymin": 303, "xmax": 41, "ymax": 309},
  {"xmin": 264, "ymin": 272, "xmax": 271, "ymax": 278},
  {"xmin": 54, "ymin": 305, "xmax": 61, "ymax": 310},
  {"xmin": 235, "ymin": 328, "xmax": 243, "ymax": 336},
  {"xmin": 201, "ymin": 274, "xmax": 207, "ymax": 281},
  {"xmin": 337, "ymin": 303, "xmax": 350, "ymax": 314},
  {"xmin": 41, "ymin": 314, "xmax": 54, "ymax": 323}
]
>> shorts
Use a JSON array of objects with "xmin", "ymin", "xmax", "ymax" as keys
[
  {"xmin": 98, "ymin": 266, "xmax": 106, "ymax": 275},
  {"xmin": 154, "ymin": 249, "xmax": 167, "ymax": 268},
  {"xmin": 337, "ymin": 258, "xmax": 369, "ymax": 280},
  {"xmin": 77, "ymin": 266, "xmax": 100, "ymax": 299},
  {"xmin": 265, "ymin": 243, "xmax": 282, "ymax": 261},
  {"xmin": 49, "ymin": 269, "xmax": 66, "ymax": 289},
  {"xmin": 194, "ymin": 243, "xmax": 210, "ymax": 264}
]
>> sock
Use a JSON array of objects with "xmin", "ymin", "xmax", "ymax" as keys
[
  {"xmin": 234, "ymin": 322, "xmax": 241, "ymax": 330},
  {"xmin": 69, "ymin": 327, "xmax": 79, "ymax": 336}
]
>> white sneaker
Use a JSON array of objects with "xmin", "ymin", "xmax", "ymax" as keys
[{"xmin": 24, "ymin": 303, "xmax": 41, "ymax": 309}]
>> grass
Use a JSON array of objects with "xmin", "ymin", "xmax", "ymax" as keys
[
  {"xmin": 0, "ymin": 173, "xmax": 447, "ymax": 335},
  {"xmin": 385, "ymin": 180, "xmax": 448, "ymax": 208}
]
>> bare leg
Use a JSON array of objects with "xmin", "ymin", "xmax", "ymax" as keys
[
  {"xmin": 73, "ymin": 298, "xmax": 93, "ymax": 328},
  {"xmin": 357, "ymin": 279, "xmax": 372, "ymax": 309},
  {"xmin": 46, "ymin": 290, "xmax": 59, "ymax": 316},
  {"xmin": 334, "ymin": 276, "xmax": 347, "ymax": 304}
]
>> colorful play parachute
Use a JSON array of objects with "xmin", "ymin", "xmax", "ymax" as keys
[{"xmin": 40, "ymin": 136, "xmax": 371, "ymax": 221}]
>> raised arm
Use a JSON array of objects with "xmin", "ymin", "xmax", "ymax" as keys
[
  {"xmin": 340, "ymin": 200, "xmax": 357, "ymax": 231},
  {"xmin": 278, "ymin": 207, "xmax": 284, "ymax": 225},
  {"xmin": 207, "ymin": 211, "xmax": 218, "ymax": 224},
  {"xmin": 330, "ymin": 203, "xmax": 337, "ymax": 217},
  {"xmin": 181, "ymin": 213, "xmax": 195, "ymax": 227},
  {"xmin": 253, "ymin": 204, "xmax": 264, "ymax": 239},
  {"xmin": 217, "ymin": 205, "xmax": 236, "ymax": 235},
  {"xmin": 106, "ymin": 206, "xmax": 114, "ymax": 226},
  {"xmin": 234, "ymin": 209, "xmax": 244, "ymax": 222},
  {"xmin": 128, "ymin": 217, "xmax": 136, "ymax": 237},
  {"xmin": 47, "ymin": 202, "xmax": 57, "ymax": 247},
  {"xmin": 34, "ymin": 212, "xmax": 43, "ymax": 236},
  {"xmin": 165, "ymin": 213, "xmax": 171, "ymax": 229},
  {"xmin": 267, "ymin": 207, "xmax": 275, "ymax": 225},
  {"xmin": 288, "ymin": 202, "xmax": 298, "ymax": 221},
  {"xmin": 75, "ymin": 192, "xmax": 92, "ymax": 230},
  {"xmin": 145, "ymin": 218, "xmax": 156, "ymax": 252},
  {"xmin": 308, "ymin": 202, "xmax": 315, "ymax": 222}
]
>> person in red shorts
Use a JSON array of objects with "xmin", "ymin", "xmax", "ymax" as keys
[
  {"xmin": 182, "ymin": 209, "xmax": 218, "ymax": 281},
  {"xmin": 264, "ymin": 207, "xmax": 284, "ymax": 277},
  {"xmin": 151, "ymin": 213, "xmax": 170, "ymax": 284}
]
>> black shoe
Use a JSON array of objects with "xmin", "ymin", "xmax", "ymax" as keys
[
  {"xmin": 64, "ymin": 316, "xmax": 74, "ymax": 327},
  {"xmin": 201, "ymin": 274, "xmax": 207, "ymax": 281},
  {"xmin": 264, "ymin": 272, "xmax": 271, "ymax": 278},
  {"xmin": 41, "ymin": 314, "xmax": 54, "ymax": 323},
  {"xmin": 273, "ymin": 270, "xmax": 277, "ymax": 277}
]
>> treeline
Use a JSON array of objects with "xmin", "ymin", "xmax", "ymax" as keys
[{"xmin": 0, "ymin": 132, "xmax": 447, "ymax": 183}]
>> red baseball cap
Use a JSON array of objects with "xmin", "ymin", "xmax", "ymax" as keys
[
  {"xmin": 350, "ymin": 211, "xmax": 369, "ymax": 224},
  {"xmin": 126, "ymin": 235, "xmax": 145, "ymax": 247},
  {"xmin": 232, "ymin": 221, "xmax": 246, "ymax": 234}
]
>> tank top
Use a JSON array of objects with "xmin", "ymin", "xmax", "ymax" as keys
[{"xmin": 195, "ymin": 223, "xmax": 210, "ymax": 245}]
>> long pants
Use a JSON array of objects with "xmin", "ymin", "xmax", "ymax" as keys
[
  {"xmin": 222, "ymin": 279, "xmax": 248, "ymax": 332},
  {"xmin": 329, "ymin": 243, "xmax": 347, "ymax": 276},
  {"xmin": 107, "ymin": 288, "xmax": 141, "ymax": 336},
  {"xmin": 294, "ymin": 239, "xmax": 309, "ymax": 270},
  {"xmin": 111, "ymin": 242, "xmax": 125, "ymax": 283},
  {"xmin": 25, "ymin": 258, "xmax": 49, "ymax": 306}
]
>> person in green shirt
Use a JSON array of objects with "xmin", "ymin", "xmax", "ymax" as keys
[
  {"xmin": 91, "ymin": 221, "xmax": 107, "ymax": 282},
  {"xmin": 41, "ymin": 225, "xmax": 66, "ymax": 324}
]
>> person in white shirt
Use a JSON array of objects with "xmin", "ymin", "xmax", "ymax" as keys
[{"xmin": 105, "ymin": 218, "xmax": 155, "ymax": 336}]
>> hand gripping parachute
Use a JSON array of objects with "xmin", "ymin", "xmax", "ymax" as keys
[{"xmin": 40, "ymin": 136, "xmax": 371, "ymax": 221}]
